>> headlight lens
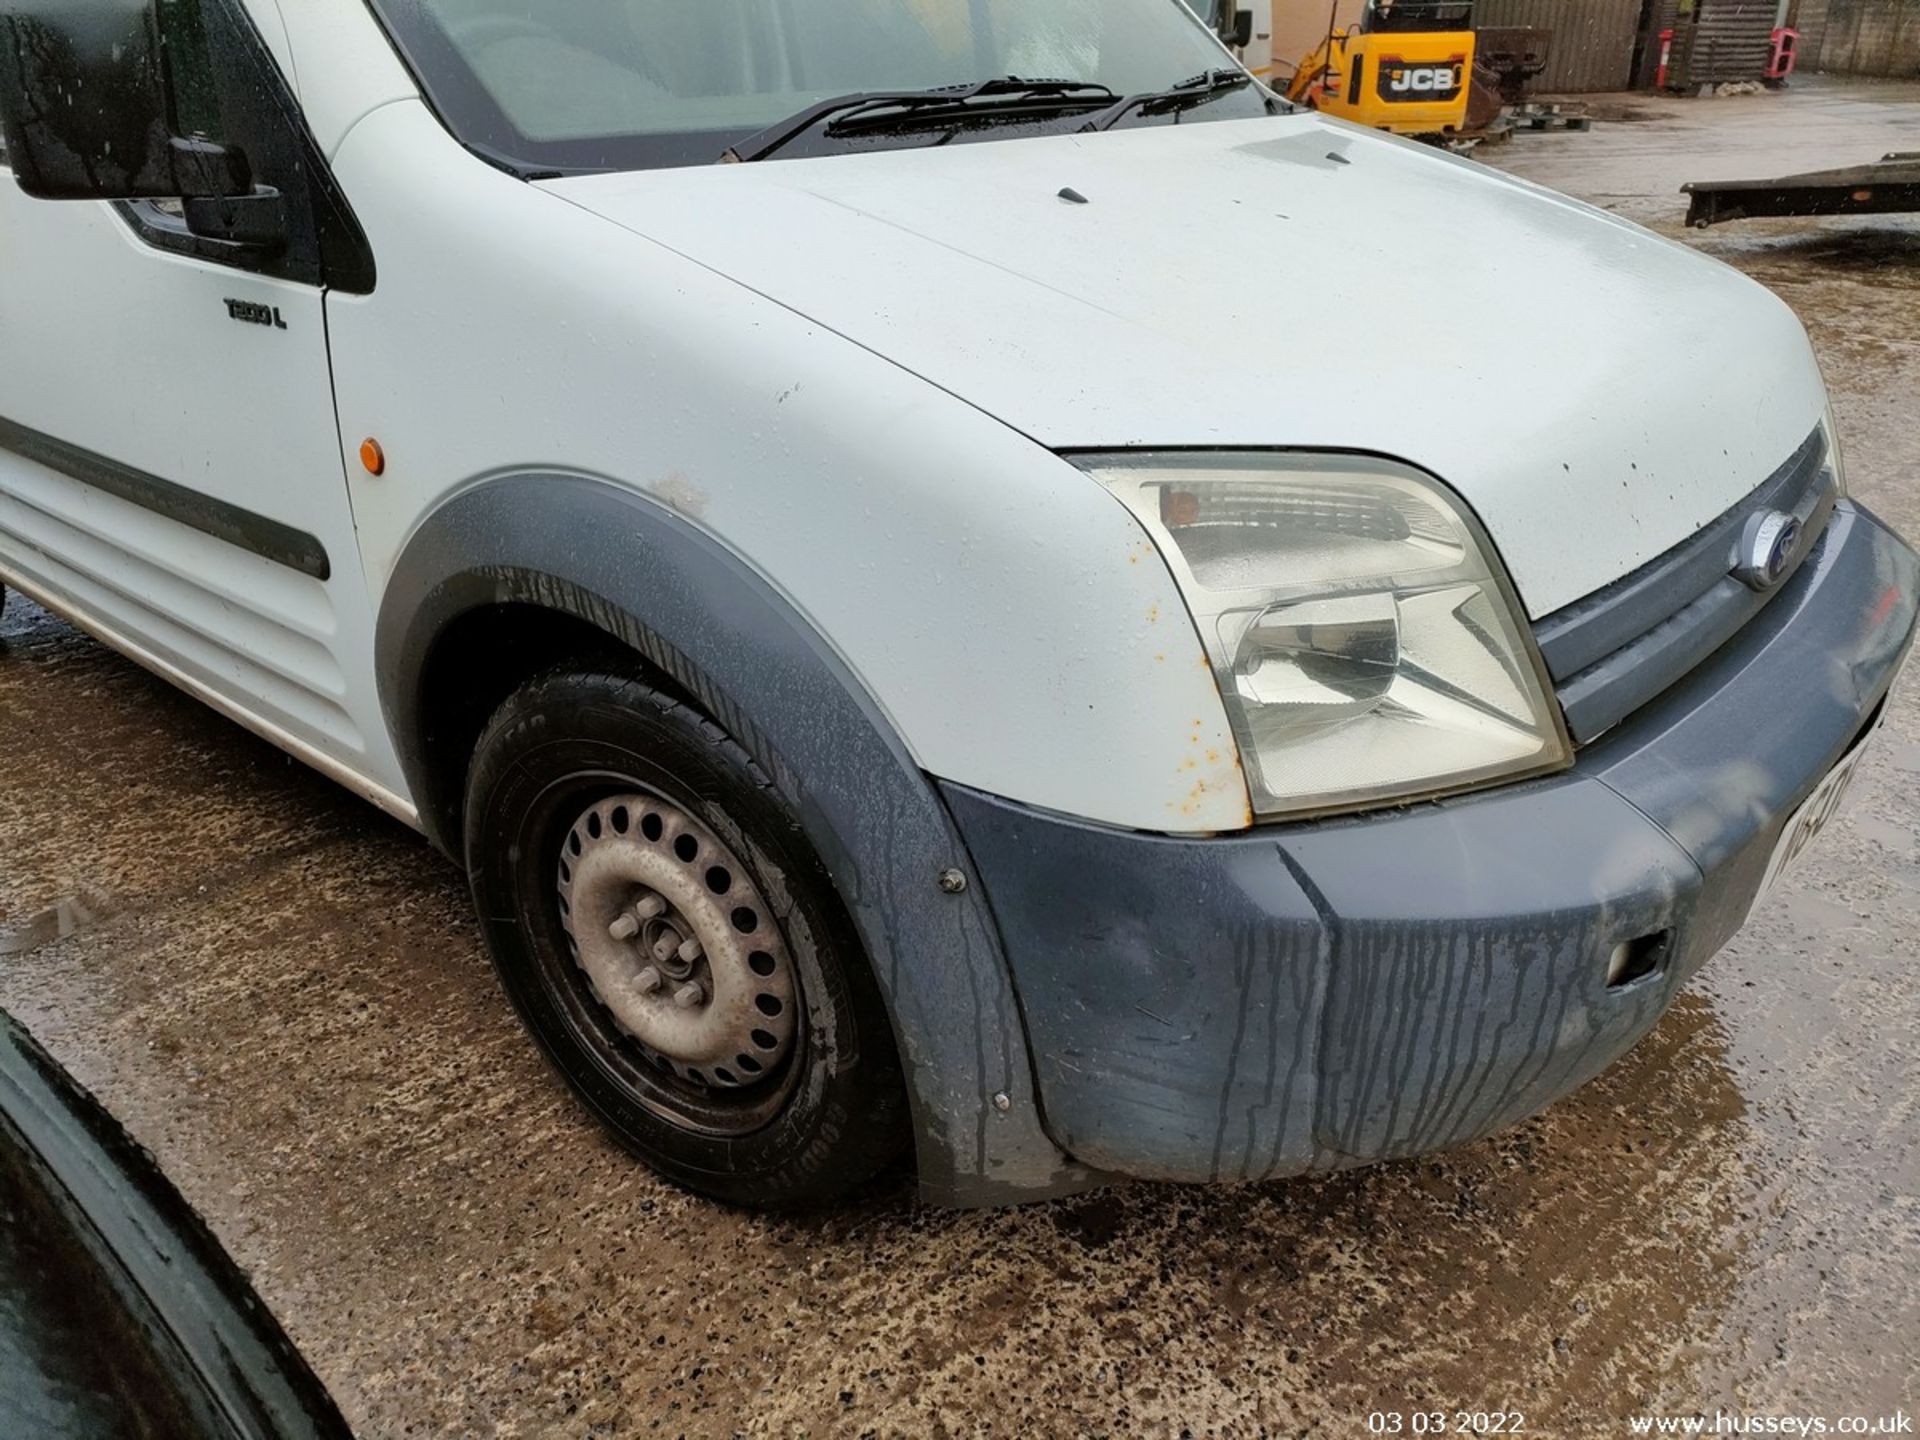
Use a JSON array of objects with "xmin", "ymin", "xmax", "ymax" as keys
[
  {"xmin": 1819, "ymin": 405, "xmax": 1848, "ymax": 499},
  {"xmin": 1087, "ymin": 454, "xmax": 1572, "ymax": 820}
]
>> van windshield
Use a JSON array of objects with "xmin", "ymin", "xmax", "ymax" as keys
[{"xmin": 366, "ymin": 0, "xmax": 1264, "ymax": 174}]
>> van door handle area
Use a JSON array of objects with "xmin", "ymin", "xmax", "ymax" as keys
[{"xmin": 181, "ymin": 186, "xmax": 290, "ymax": 254}]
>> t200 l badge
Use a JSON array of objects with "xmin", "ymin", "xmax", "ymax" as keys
[{"xmin": 223, "ymin": 298, "xmax": 287, "ymax": 330}]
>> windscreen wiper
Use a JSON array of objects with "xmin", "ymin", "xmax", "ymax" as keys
[
  {"xmin": 1079, "ymin": 68, "xmax": 1256, "ymax": 132},
  {"xmin": 721, "ymin": 78, "xmax": 1118, "ymax": 164}
]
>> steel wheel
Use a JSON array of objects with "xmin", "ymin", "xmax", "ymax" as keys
[
  {"xmin": 556, "ymin": 792, "xmax": 799, "ymax": 1102},
  {"xmin": 465, "ymin": 668, "xmax": 911, "ymax": 1205}
]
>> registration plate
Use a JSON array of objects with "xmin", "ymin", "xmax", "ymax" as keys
[{"xmin": 1747, "ymin": 714, "xmax": 1883, "ymax": 919}]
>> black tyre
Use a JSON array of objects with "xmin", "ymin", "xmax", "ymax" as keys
[{"xmin": 463, "ymin": 668, "xmax": 911, "ymax": 1208}]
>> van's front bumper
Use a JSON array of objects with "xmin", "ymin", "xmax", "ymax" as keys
[{"xmin": 941, "ymin": 502, "xmax": 1919, "ymax": 1184}]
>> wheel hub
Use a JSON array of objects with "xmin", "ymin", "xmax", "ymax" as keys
[{"xmin": 556, "ymin": 794, "xmax": 798, "ymax": 1090}]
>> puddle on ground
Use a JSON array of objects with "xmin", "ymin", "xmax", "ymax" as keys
[
  {"xmin": 0, "ymin": 892, "xmax": 114, "ymax": 959},
  {"xmin": 1703, "ymin": 223, "xmax": 1920, "ymax": 286}
]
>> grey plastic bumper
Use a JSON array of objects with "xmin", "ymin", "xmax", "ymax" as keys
[{"xmin": 942, "ymin": 502, "xmax": 1918, "ymax": 1184}]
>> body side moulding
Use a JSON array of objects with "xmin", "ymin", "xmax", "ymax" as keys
[{"xmin": 0, "ymin": 415, "xmax": 333, "ymax": 580}]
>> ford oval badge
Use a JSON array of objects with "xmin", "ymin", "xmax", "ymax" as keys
[{"xmin": 1734, "ymin": 510, "xmax": 1802, "ymax": 593}]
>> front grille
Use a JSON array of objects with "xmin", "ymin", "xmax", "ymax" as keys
[{"xmin": 1534, "ymin": 426, "xmax": 1837, "ymax": 745}]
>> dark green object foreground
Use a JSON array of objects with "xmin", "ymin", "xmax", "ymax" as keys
[{"xmin": 0, "ymin": 1014, "xmax": 350, "ymax": 1439}]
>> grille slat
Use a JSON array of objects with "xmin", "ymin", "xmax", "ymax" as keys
[{"xmin": 1534, "ymin": 426, "xmax": 1835, "ymax": 745}]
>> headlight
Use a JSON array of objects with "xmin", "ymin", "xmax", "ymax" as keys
[
  {"xmin": 1085, "ymin": 454, "xmax": 1572, "ymax": 820},
  {"xmin": 1819, "ymin": 405, "xmax": 1848, "ymax": 499}
]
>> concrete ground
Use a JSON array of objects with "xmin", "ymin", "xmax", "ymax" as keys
[{"xmin": 3, "ymin": 78, "xmax": 1919, "ymax": 1438}]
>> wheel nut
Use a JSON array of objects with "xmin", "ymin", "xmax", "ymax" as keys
[
  {"xmin": 673, "ymin": 982, "xmax": 704, "ymax": 1009},
  {"xmin": 653, "ymin": 934, "xmax": 679, "ymax": 963},
  {"xmin": 609, "ymin": 914, "xmax": 641, "ymax": 941},
  {"xmin": 636, "ymin": 966, "xmax": 663, "ymax": 994},
  {"xmin": 677, "ymin": 937, "xmax": 703, "ymax": 964},
  {"xmin": 636, "ymin": 894, "xmax": 666, "ymax": 920}
]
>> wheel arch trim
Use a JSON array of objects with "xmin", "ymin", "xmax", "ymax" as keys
[{"xmin": 374, "ymin": 470, "xmax": 1098, "ymax": 1205}]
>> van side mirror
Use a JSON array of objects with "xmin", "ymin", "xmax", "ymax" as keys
[
  {"xmin": 0, "ymin": 1, "xmax": 250, "ymax": 202},
  {"xmin": 1228, "ymin": 7, "xmax": 1256, "ymax": 48}
]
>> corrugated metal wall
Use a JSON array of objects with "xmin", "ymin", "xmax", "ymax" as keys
[{"xmin": 1474, "ymin": 0, "xmax": 1646, "ymax": 89}]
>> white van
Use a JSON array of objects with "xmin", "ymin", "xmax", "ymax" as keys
[{"xmin": 0, "ymin": 0, "xmax": 1912, "ymax": 1209}]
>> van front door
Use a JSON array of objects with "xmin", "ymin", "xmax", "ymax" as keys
[{"xmin": 0, "ymin": 0, "xmax": 408, "ymax": 814}]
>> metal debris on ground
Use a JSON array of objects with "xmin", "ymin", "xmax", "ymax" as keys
[{"xmin": 1684, "ymin": 151, "xmax": 1920, "ymax": 227}]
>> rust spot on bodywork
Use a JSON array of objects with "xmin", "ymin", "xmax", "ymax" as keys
[{"xmin": 652, "ymin": 472, "xmax": 709, "ymax": 520}]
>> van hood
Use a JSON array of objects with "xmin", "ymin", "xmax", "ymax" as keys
[{"xmin": 546, "ymin": 114, "xmax": 1826, "ymax": 618}]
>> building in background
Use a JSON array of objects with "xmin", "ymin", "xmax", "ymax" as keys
[
  {"xmin": 1462, "ymin": 0, "xmax": 1917, "ymax": 93},
  {"xmin": 1793, "ymin": 0, "xmax": 1920, "ymax": 75}
]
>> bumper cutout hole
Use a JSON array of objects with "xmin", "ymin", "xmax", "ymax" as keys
[{"xmin": 1605, "ymin": 931, "xmax": 1672, "ymax": 989}]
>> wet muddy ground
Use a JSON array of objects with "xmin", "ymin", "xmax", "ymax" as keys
[{"xmin": 2, "ymin": 79, "xmax": 1918, "ymax": 1438}]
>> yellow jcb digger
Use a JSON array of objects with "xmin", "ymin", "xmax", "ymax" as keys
[{"xmin": 1199, "ymin": 0, "xmax": 1477, "ymax": 140}]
